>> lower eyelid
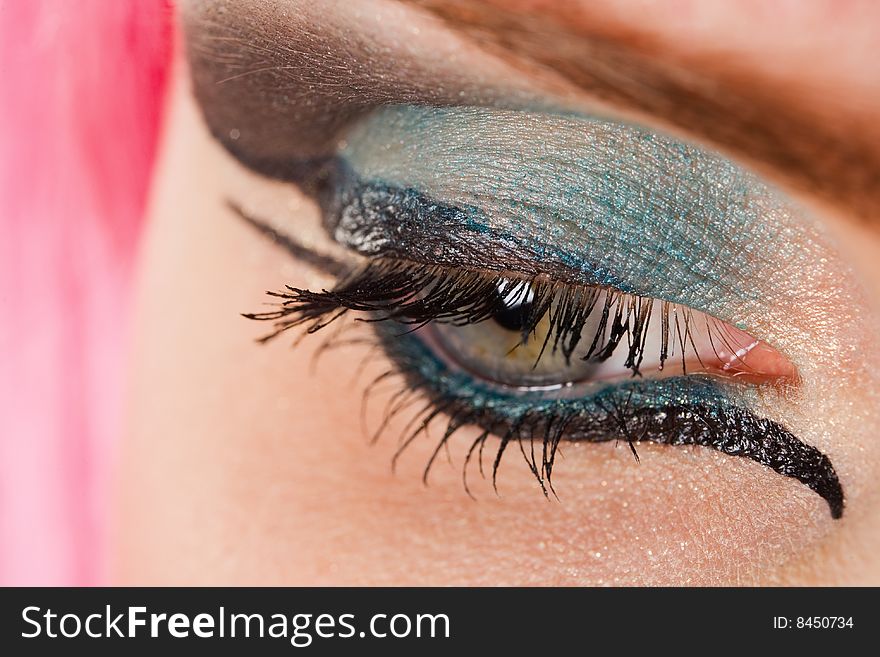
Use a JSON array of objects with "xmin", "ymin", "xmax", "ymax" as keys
[{"xmin": 374, "ymin": 322, "xmax": 842, "ymax": 519}]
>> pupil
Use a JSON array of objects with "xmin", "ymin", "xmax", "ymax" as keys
[
  {"xmin": 491, "ymin": 284, "xmax": 534, "ymax": 332},
  {"xmin": 493, "ymin": 302, "xmax": 530, "ymax": 331}
]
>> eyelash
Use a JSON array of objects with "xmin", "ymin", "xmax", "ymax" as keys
[
  {"xmin": 244, "ymin": 256, "xmax": 734, "ymax": 377},
  {"xmin": 243, "ymin": 256, "xmax": 843, "ymax": 517}
]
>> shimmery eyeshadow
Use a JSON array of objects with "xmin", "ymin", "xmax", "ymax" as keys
[{"xmin": 329, "ymin": 105, "xmax": 820, "ymax": 327}]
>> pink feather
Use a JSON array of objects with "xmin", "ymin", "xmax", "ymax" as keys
[{"xmin": 0, "ymin": 0, "xmax": 172, "ymax": 584}]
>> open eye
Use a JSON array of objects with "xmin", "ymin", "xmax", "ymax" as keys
[
  {"xmin": 235, "ymin": 89, "xmax": 845, "ymax": 519},
  {"xmin": 425, "ymin": 278, "xmax": 797, "ymax": 390},
  {"xmin": 244, "ymin": 257, "xmax": 842, "ymax": 518}
]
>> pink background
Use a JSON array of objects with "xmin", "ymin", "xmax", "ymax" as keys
[{"xmin": 0, "ymin": 0, "xmax": 173, "ymax": 585}]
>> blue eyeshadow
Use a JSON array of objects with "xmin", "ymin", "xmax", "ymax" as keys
[{"xmin": 329, "ymin": 105, "xmax": 822, "ymax": 328}]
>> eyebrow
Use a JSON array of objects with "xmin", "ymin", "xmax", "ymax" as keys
[{"xmin": 402, "ymin": 0, "xmax": 880, "ymax": 225}]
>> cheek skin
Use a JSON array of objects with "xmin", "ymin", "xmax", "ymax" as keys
[{"xmin": 114, "ymin": 69, "xmax": 880, "ymax": 585}]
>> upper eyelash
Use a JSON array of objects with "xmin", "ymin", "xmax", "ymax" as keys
[{"xmin": 244, "ymin": 257, "xmax": 753, "ymax": 377}]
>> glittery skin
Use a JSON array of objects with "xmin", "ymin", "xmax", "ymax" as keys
[
  {"xmin": 380, "ymin": 325, "xmax": 843, "ymax": 518},
  {"xmin": 333, "ymin": 105, "xmax": 817, "ymax": 325}
]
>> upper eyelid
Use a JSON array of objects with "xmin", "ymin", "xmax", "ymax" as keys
[
  {"xmin": 220, "ymin": 96, "xmax": 858, "ymax": 388},
  {"xmin": 324, "ymin": 105, "xmax": 812, "ymax": 331}
]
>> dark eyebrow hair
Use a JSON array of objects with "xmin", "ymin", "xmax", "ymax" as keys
[{"xmin": 403, "ymin": 0, "xmax": 880, "ymax": 224}]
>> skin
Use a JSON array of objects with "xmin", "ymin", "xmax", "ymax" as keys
[{"xmin": 115, "ymin": 0, "xmax": 880, "ymax": 585}]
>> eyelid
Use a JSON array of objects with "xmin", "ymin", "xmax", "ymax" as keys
[
  {"xmin": 229, "ymin": 103, "xmax": 849, "ymax": 388},
  {"xmin": 317, "ymin": 105, "xmax": 844, "ymax": 356}
]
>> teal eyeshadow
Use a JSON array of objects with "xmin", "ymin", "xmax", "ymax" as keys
[
  {"xmin": 332, "ymin": 105, "xmax": 813, "ymax": 322},
  {"xmin": 383, "ymin": 323, "xmax": 741, "ymax": 421}
]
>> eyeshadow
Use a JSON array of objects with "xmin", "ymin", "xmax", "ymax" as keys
[{"xmin": 327, "ymin": 105, "xmax": 825, "ymax": 332}]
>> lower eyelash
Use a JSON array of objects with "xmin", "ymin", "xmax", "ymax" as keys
[
  {"xmin": 243, "ymin": 258, "xmax": 844, "ymax": 518},
  {"xmin": 371, "ymin": 324, "xmax": 842, "ymax": 517}
]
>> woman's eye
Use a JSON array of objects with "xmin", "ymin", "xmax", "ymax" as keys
[
  {"xmin": 115, "ymin": 0, "xmax": 880, "ymax": 590},
  {"xmin": 426, "ymin": 280, "xmax": 796, "ymax": 390},
  {"xmin": 245, "ymin": 255, "xmax": 842, "ymax": 518},
  {"xmin": 237, "ymin": 103, "xmax": 845, "ymax": 519}
]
